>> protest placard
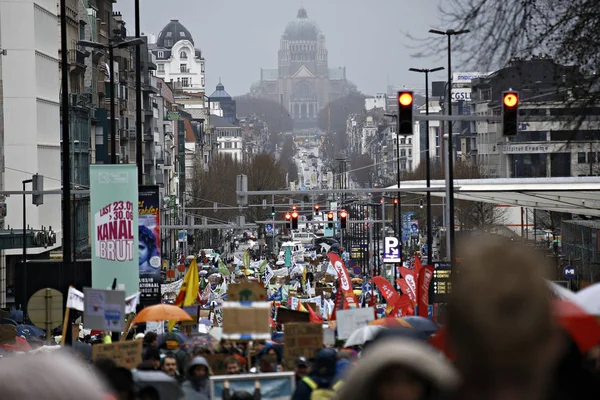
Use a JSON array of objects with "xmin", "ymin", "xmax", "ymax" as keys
[
  {"xmin": 210, "ymin": 372, "xmax": 295, "ymax": 400},
  {"xmin": 283, "ymin": 323, "xmax": 323, "ymax": 371},
  {"xmin": 227, "ymin": 283, "xmax": 267, "ymax": 302},
  {"xmin": 91, "ymin": 340, "xmax": 142, "ymax": 369}
]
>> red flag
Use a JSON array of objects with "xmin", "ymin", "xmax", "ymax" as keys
[
  {"xmin": 390, "ymin": 294, "xmax": 414, "ymax": 317},
  {"xmin": 396, "ymin": 278, "xmax": 417, "ymax": 306},
  {"xmin": 414, "ymin": 256, "xmax": 423, "ymax": 276},
  {"xmin": 328, "ymin": 252, "xmax": 359, "ymax": 309},
  {"xmin": 306, "ymin": 303, "xmax": 324, "ymax": 323},
  {"xmin": 399, "ymin": 267, "xmax": 418, "ymax": 301},
  {"xmin": 417, "ymin": 265, "xmax": 435, "ymax": 318},
  {"xmin": 372, "ymin": 276, "xmax": 400, "ymax": 306}
]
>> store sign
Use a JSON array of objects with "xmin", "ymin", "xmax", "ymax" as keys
[
  {"xmin": 453, "ymin": 72, "xmax": 489, "ymax": 84},
  {"xmin": 451, "ymin": 88, "xmax": 472, "ymax": 102},
  {"xmin": 502, "ymin": 144, "xmax": 551, "ymax": 154}
]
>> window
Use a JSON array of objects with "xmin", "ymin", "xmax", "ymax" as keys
[
  {"xmin": 180, "ymin": 51, "xmax": 187, "ymax": 59},
  {"xmin": 588, "ymin": 152, "xmax": 597, "ymax": 164},
  {"xmin": 166, "ymin": 31, "xmax": 172, "ymax": 37},
  {"xmin": 157, "ymin": 64, "xmax": 164, "ymax": 73},
  {"xmin": 181, "ymin": 77, "xmax": 189, "ymax": 87},
  {"xmin": 201, "ymin": 77, "xmax": 205, "ymax": 86},
  {"xmin": 400, "ymin": 149, "xmax": 406, "ymax": 157},
  {"xmin": 578, "ymin": 152, "xmax": 586, "ymax": 164},
  {"xmin": 408, "ymin": 149, "xmax": 412, "ymax": 157},
  {"xmin": 201, "ymin": 63, "xmax": 205, "ymax": 73},
  {"xmin": 165, "ymin": 39, "xmax": 172, "ymax": 47},
  {"xmin": 79, "ymin": 22, "xmax": 85, "ymax": 40},
  {"xmin": 180, "ymin": 31, "xmax": 186, "ymax": 37},
  {"xmin": 180, "ymin": 64, "xmax": 187, "ymax": 73},
  {"xmin": 157, "ymin": 51, "xmax": 164, "ymax": 58},
  {"xmin": 224, "ymin": 142, "xmax": 232, "ymax": 149}
]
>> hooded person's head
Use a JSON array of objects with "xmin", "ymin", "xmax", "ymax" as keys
[
  {"xmin": 447, "ymin": 236, "xmax": 562, "ymax": 400},
  {"xmin": 187, "ymin": 356, "xmax": 210, "ymax": 380},
  {"xmin": 337, "ymin": 337, "xmax": 458, "ymax": 400},
  {"xmin": 311, "ymin": 348, "xmax": 337, "ymax": 377}
]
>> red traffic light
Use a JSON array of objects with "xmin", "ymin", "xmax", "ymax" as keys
[
  {"xmin": 285, "ymin": 213, "xmax": 291, "ymax": 220},
  {"xmin": 291, "ymin": 211, "xmax": 298, "ymax": 219},
  {"xmin": 292, "ymin": 205, "xmax": 297, "ymax": 211},
  {"xmin": 503, "ymin": 92, "xmax": 518, "ymax": 108},
  {"xmin": 394, "ymin": 198, "xmax": 399, "ymax": 204},
  {"xmin": 340, "ymin": 210, "xmax": 347, "ymax": 218},
  {"xmin": 398, "ymin": 92, "xmax": 414, "ymax": 106},
  {"xmin": 327, "ymin": 212, "xmax": 334, "ymax": 220},
  {"xmin": 314, "ymin": 204, "xmax": 320, "ymax": 210}
]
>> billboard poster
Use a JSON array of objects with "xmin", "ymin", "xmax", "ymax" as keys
[
  {"xmin": 90, "ymin": 165, "xmax": 139, "ymax": 296},
  {"xmin": 401, "ymin": 212, "xmax": 415, "ymax": 243},
  {"xmin": 138, "ymin": 185, "xmax": 162, "ymax": 305}
]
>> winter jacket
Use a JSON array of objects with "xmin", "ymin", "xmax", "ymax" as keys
[{"xmin": 182, "ymin": 357, "xmax": 211, "ymax": 400}]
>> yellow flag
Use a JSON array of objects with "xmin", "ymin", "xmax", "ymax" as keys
[{"xmin": 169, "ymin": 257, "xmax": 199, "ymax": 331}]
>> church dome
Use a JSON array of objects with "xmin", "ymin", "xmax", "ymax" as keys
[
  {"xmin": 210, "ymin": 80, "xmax": 231, "ymax": 99},
  {"xmin": 283, "ymin": 7, "xmax": 321, "ymax": 41},
  {"xmin": 157, "ymin": 20, "xmax": 194, "ymax": 49}
]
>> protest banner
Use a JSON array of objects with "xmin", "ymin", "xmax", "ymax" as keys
[
  {"xmin": 222, "ymin": 301, "xmax": 270, "ymax": 340},
  {"xmin": 227, "ymin": 283, "xmax": 267, "ymax": 302},
  {"xmin": 210, "ymin": 372, "xmax": 295, "ymax": 400}
]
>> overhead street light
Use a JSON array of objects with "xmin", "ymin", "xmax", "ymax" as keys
[
  {"xmin": 79, "ymin": 37, "xmax": 144, "ymax": 165},
  {"xmin": 409, "ymin": 66, "xmax": 445, "ymax": 265},
  {"xmin": 429, "ymin": 28, "xmax": 470, "ymax": 269}
]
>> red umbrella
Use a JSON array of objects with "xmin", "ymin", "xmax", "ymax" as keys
[
  {"xmin": 0, "ymin": 336, "xmax": 32, "ymax": 352},
  {"xmin": 430, "ymin": 299, "xmax": 600, "ymax": 357},
  {"xmin": 553, "ymin": 299, "xmax": 600, "ymax": 352}
]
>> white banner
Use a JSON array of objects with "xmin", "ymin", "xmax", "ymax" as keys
[{"xmin": 66, "ymin": 287, "xmax": 85, "ymax": 311}]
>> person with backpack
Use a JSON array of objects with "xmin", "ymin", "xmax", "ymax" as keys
[{"xmin": 292, "ymin": 348, "xmax": 341, "ymax": 400}]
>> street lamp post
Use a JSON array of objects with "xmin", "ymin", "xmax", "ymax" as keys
[
  {"xmin": 79, "ymin": 37, "xmax": 144, "ymax": 165},
  {"xmin": 22, "ymin": 178, "xmax": 32, "ymax": 307},
  {"xmin": 409, "ymin": 66, "xmax": 445, "ymax": 265},
  {"xmin": 429, "ymin": 28, "xmax": 470, "ymax": 268},
  {"xmin": 384, "ymin": 113, "xmax": 402, "ymax": 287}
]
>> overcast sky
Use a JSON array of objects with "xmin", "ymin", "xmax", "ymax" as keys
[{"xmin": 115, "ymin": 0, "xmax": 461, "ymax": 97}]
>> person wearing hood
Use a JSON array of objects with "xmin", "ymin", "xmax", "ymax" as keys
[
  {"xmin": 336, "ymin": 337, "xmax": 458, "ymax": 400},
  {"xmin": 292, "ymin": 348, "xmax": 338, "ymax": 400},
  {"xmin": 182, "ymin": 356, "xmax": 211, "ymax": 400}
]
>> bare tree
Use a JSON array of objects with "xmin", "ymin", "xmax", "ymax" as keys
[
  {"xmin": 279, "ymin": 135, "xmax": 298, "ymax": 182},
  {"xmin": 244, "ymin": 153, "xmax": 287, "ymax": 225},
  {"xmin": 403, "ymin": 159, "xmax": 507, "ymax": 229},
  {"xmin": 350, "ymin": 154, "xmax": 375, "ymax": 187},
  {"xmin": 317, "ymin": 92, "xmax": 366, "ymax": 135},
  {"xmin": 423, "ymin": 0, "xmax": 600, "ymax": 110}
]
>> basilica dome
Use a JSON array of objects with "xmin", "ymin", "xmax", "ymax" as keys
[{"xmin": 283, "ymin": 7, "xmax": 321, "ymax": 41}]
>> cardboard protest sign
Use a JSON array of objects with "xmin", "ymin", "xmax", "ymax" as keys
[
  {"xmin": 276, "ymin": 308, "xmax": 310, "ymax": 324},
  {"xmin": 92, "ymin": 340, "xmax": 142, "ymax": 369},
  {"xmin": 222, "ymin": 302, "xmax": 270, "ymax": 339},
  {"xmin": 284, "ymin": 323, "xmax": 323, "ymax": 371},
  {"xmin": 205, "ymin": 354, "xmax": 229, "ymax": 375},
  {"xmin": 227, "ymin": 283, "xmax": 267, "ymax": 302}
]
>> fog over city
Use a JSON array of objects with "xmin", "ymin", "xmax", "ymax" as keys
[{"xmin": 115, "ymin": 0, "xmax": 448, "ymax": 95}]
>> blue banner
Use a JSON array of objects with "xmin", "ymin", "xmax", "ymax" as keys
[
  {"xmin": 90, "ymin": 165, "xmax": 139, "ymax": 296},
  {"xmin": 210, "ymin": 372, "xmax": 295, "ymax": 400}
]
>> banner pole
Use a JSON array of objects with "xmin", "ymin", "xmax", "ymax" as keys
[{"xmin": 60, "ymin": 286, "xmax": 72, "ymax": 346}]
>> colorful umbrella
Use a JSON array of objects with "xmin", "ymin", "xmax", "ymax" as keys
[
  {"xmin": 182, "ymin": 334, "xmax": 219, "ymax": 351},
  {"xmin": 132, "ymin": 304, "xmax": 193, "ymax": 324},
  {"xmin": 369, "ymin": 317, "xmax": 413, "ymax": 328},
  {"xmin": 402, "ymin": 316, "xmax": 439, "ymax": 335}
]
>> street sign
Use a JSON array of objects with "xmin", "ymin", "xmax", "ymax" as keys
[
  {"xmin": 383, "ymin": 237, "xmax": 401, "ymax": 263},
  {"xmin": 563, "ymin": 265, "xmax": 576, "ymax": 279},
  {"xmin": 27, "ymin": 288, "xmax": 63, "ymax": 341}
]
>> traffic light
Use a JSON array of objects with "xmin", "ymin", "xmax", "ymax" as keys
[
  {"xmin": 339, "ymin": 210, "xmax": 348, "ymax": 229},
  {"xmin": 314, "ymin": 204, "xmax": 320, "ymax": 213},
  {"xmin": 285, "ymin": 212, "xmax": 291, "ymax": 228},
  {"xmin": 271, "ymin": 206, "xmax": 275, "ymax": 216},
  {"xmin": 397, "ymin": 91, "xmax": 414, "ymax": 135},
  {"xmin": 419, "ymin": 199, "xmax": 424, "ymax": 209},
  {"xmin": 291, "ymin": 211, "xmax": 299, "ymax": 229},
  {"xmin": 292, "ymin": 205, "xmax": 297, "ymax": 211},
  {"xmin": 327, "ymin": 211, "xmax": 334, "ymax": 229},
  {"xmin": 502, "ymin": 90, "xmax": 519, "ymax": 136},
  {"xmin": 394, "ymin": 198, "xmax": 398, "ymax": 205}
]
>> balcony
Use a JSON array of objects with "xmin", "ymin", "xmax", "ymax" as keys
[
  {"xmin": 143, "ymin": 130, "xmax": 154, "ymax": 142},
  {"xmin": 142, "ymin": 75, "xmax": 158, "ymax": 93},
  {"xmin": 68, "ymin": 46, "xmax": 89, "ymax": 74}
]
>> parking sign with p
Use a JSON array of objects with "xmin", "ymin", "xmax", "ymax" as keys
[{"xmin": 383, "ymin": 237, "xmax": 401, "ymax": 263}]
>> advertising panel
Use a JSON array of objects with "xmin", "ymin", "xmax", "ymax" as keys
[
  {"xmin": 138, "ymin": 185, "xmax": 162, "ymax": 305},
  {"xmin": 452, "ymin": 72, "xmax": 490, "ymax": 84},
  {"xmin": 90, "ymin": 165, "xmax": 139, "ymax": 296}
]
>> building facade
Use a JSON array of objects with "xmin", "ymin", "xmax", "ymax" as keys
[
  {"xmin": 0, "ymin": 0, "xmax": 62, "ymax": 270},
  {"xmin": 151, "ymin": 20, "xmax": 205, "ymax": 94},
  {"xmin": 209, "ymin": 80, "xmax": 236, "ymax": 125},
  {"xmin": 211, "ymin": 115, "xmax": 243, "ymax": 162},
  {"xmin": 471, "ymin": 57, "xmax": 600, "ymax": 178},
  {"xmin": 251, "ymin": 7, "xmax": 354, "ymax": 130}
]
